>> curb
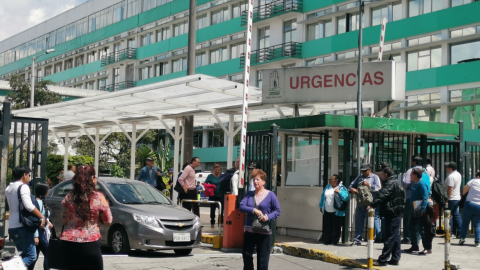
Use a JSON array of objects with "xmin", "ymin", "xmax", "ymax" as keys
[{"xmin": 275, "ymin": 243, "xmax": 392, "ymax": 270}]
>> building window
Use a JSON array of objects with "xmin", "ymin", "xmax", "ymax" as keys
[
  {"xmin": 257, "ymin": 70, "xmax": 263, "ymax": 89},
  {"xmin": 173, "ymin": 21, "xmax": 188, "ymax": 37},
  {"xmin": 451, "ymin": 25, "xmax": 480, "ymax": 38},
  {"xmin": 197, "ymin": 14, "xmax": 208, "ymax": 29},
  {"xmin": 211, "ymin": 7, "xmax": 229, "ymax": 25},
  {"xmin": 232, "ymin": 1, "xmax": 247, "ymax": 18},
  {"xmin": 450, "ymin": 104, "xmax": 480, "ymax": 129},
  {"xmin": 208, "ymin": 130, "xmax": 224, "ymax": 147},
  {"xmin": 450, "ymin": 88, "xmax": 480, "ymax": 102},
  {"xmin": 98, "ymin": 78, "xmax": 106, "ymax": 90},
  {"xmin": 284, "ymin": 19, "xmax": 297, "ymax": 43},
  {"xmin": 409, "ymin": 0, "xmax": 443, "ymax": 17},
  {"xmin": 154, "ymin": 62, "xmax": 169, "ymax": 76},
  {"xmin": 87, "ymin": 51, "xmax": 97, "ymax": 63},
  {"xmin": 451, "ymin": 40, "xmax": 480, "ymax": 65},
  {"xmin": 337, "ymin": 12, "xmax": 362, "ymax": 34},
  {"xmin": 87, "ymin": 81, "xmax": 95, "ymax": 90},
  {"xmin": 100, "ymin": 47, "xmax": 110, "ymax": 59},
  {"xmin": 231, "ymin": 43, "xmax": 245, "ymax": 59},
  {"xmin": 407, "ymin": 47, "xmax": 441, "ymax": 71},
  {"xmin": 229, "ymin": 73, "xmax": 244, "ymax": 82},
  {"xmin": 141, "ymin": 32, "xmax": 153, "ymax": 47},
  {"xmin": 54, "ymin": 63, "xmax": 62, "ymax": 74},
  {"xmin": 407, "ymin": 108, "xmax": 440, "ymax": 122},
  {"xmin": 173, "ymin": 57, "xmax": 187, "ymax": 72},
  {"xmin": 307, "ymin": 8, "xmax": 333, "ymax": 19},
  {"xmin": 127, "ymin": 0, "xmax": 141, "ymax": 18},
  {"xmin": 258, "ymin": 26, "xmax": 270, "ymax": 49},
  {"xmin": 337, "ymin": 50, "xmax": 359, "ymax": 60},
  {"xmin": 405, "ymin": 93, "xmax": 441, "ymax": 107},
  {"xmin": 56, "ymin": 26, "xmax": 66, "ymax": 45},
  {"xmin": 196, "ymin": 52, "xmax": 208, "ymax": 67},
  {"xmin": 210, "ymin": 47, "xmax": 227, "ymax": 64},
  {"xmin": 143, "ymin": 0, "xmax": 157, "ymax": 12},
  {"xmin": 114, "ymin": 1, "xmax": 126, "ymax": 23},
  {"xmin": 128, "ymin": 38, "xmax": 136, "ymax": 49},
  {"xmin": 451, "ymin": 0, "xmax": 474, "ymax": 7},
  {"xmin": 371, "ymin": 2, "xmax": 402, "ymax": 26},
  {"xmin": 45, "ymin": 66, "xmax": 52, "ymax": 76},
  {"xmin": 65, "ymin": 23, "xmax": 76, "ymax": 42},
  {"xmin": 139, "ymin": 66, "xmax": 152, "ymax": 80},
  {"xmin": 156, "ymin": 27, "xmax": 170, "ymax": 42},
  {"xmin": 371, "ymin": 42, "xmax": 402, "ymax": 53},
  {"xmin": 306, "ymin": 56, "xmax": 331, "ymax": 66},
  {"xmin": 408, "ymin": 33, "xmax": 442, "ymax": 46},
  {"xmin": 307, "ymin": 20, "xmax": 332, "ymax": 41},
  {"xmin": 64, "ymin": 59, "xmax": 73, "ymax": 70},
  {"xmin": 75, "ymin": 56, "xmax": 84, "ymax": 67}
]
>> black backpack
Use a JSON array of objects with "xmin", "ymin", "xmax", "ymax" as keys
[
  {"xmin": 218, "ymin": 168, "xmax": 236, "ymax": 195},
  {"xmin": 432, "ymin": 178, "xmax": 448, "ymax": 206}
]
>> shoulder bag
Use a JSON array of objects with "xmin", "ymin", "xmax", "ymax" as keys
[
  {"xmin": 48, "ymin": 226, "xmax": 67, "ymax": 269},
  {"xmin": 333, "ymin": 187, "xmax": 348, "ymax": 211},
  {"xmin": 251, "ymin": 196, "xmax": 270, "ymax": 234},
  {"xmin": 17, "ymin": 184, "xmax": 42, "ymax": 234}
]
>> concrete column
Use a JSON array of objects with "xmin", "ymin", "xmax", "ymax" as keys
[
  {"xmin": 172, "ymin": 119, "xmax": 181, "ymax": 204},
  {"xmin": 94, "ymin": 127, "xmax": 100, "ymax": 173},
  {"xmin": 331, "ymin": 130, "xmax": 339, "ymax": 174},
  {"xmin": 331, "ymin": 15, "xmax": 338, "ymax": 35},
  {"xmin": 181, "ymin": 118, "xmax": 186, "ymax": 165},
  {"xmin": 64, "ymin": 132, "xmax": 69, "ymax": 175},
  {"xmin": 401, "ymin": 0, "xmax": 409, "ymax": 19},
  {"xmin": 130, "ymin": 123, "xmax": 137, "ymax": 180},
  {"xmin": 202, "ymin": 128, "xmax": 208, "ymax": 148},
  {"xmin": 363, "ymin": 6, "xmax": 372, "ymax": 28},
  {"xmin": 227, "ymin": 114, "xmax": 234, "ymax": 168},
  {"xmin": 441, "ymin": 42, "xmax": 449, "ymax": 66},
  {"xmin": 270, "ymin": 20, "xmax": 283, "ymax": 46},
  {"xmin": 400, "ymin": 50, "xmax": 407, "ymax": 63},
  {"xmin": 281, "ymin": 133, "xmax": 287, "ymax": 186},
  {"xmin": 440, "ymin": 86, "xmax": 449, "ymax": 123},
  {"xmin": 443, "ymin": 0, "xmax": 451, "ymax": 9}
]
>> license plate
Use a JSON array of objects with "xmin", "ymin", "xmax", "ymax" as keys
[
  {"xmin": 173, "ymin": 233, "xmax": 191, "ymax": 242},
  {"xmin": 2, "ymin": 256, "xmax": 27, "ymax": 270}
]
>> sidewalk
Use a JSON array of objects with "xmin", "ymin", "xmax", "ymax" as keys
[{"xmin": 275, "ymin": 235, "xmax": 479, "ymax": 270}]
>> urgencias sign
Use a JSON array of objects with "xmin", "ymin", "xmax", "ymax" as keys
[{"xmin": 261, "ymin": 61, "xmax": 405, "ymax": 104}]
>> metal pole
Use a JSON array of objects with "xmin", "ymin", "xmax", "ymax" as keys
[
  {"xmin": 64, "ymin": 132, "xmax": 69, "ymax": 178},
  {"xmin": 31, "ymin": 57, "xmax": 36, "ymax": 108},
  {"xmin": 172, "ymin": 119, "xmax": 180, "ymax": 205},
  {"xmin": 95, "ymin": 127, "xmax": 100, "ymax": 173},
  {"xmin": 445, "ymin": 210, "xmax": 451, "ymax": 270},
  {"xmin": 367, "ymin": 208, "xmax": 375, "ymax": 269},
  {"xmin": 356, "ymin": 0, "xmax": 364, "ymax": 175},
  {"xmin": 130, "ymin": 123, "xmax": 137, "ymax": 180}
]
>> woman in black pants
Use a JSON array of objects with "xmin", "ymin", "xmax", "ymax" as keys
[
  {"xmin": 60, "ymin": 165, "xmax": 112, "ymax": 270},
  {"xmin": 205, "ymin": 164, "xmax": 223, "ymax": 227}
]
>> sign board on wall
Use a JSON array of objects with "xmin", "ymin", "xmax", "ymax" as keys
[{"xmin": 262, "ymin": 61, "xmax": 405, "ymax": 104}]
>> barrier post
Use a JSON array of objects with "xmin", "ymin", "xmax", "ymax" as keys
[
  {"xmin": 367, "ymin": 208, "xmax": 375, "ymax": 269},
  {"xmin": 444, "ymin": 210, "xmax": 451, "ymax": 270},
  {"xmin": 181, "ymin": 199, "xmax": 222, "ymax": 236}
]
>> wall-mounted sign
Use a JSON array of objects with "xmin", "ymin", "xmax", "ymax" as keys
[{"xmin": 262, "ymin": 61, "xmax": 405, "ymax": 104}]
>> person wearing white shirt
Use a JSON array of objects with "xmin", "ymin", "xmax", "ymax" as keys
[
  {"xmin": 5, "ymin": 166, "xmax": 46, "ymax": 268},
  {"xmin": 230, "ymin": 158, "xmax": 240, "ymax": 196},
  {"xmin": 444, "ymin": 161, "xmax": 463, "ymax": 238},
  {"xmin": 63, "ymin": 164, "xmax": 76, "ymax": 181},
  {"xmin": 426, "ymin": 157, "xmax": 436, "ymax": 188}
]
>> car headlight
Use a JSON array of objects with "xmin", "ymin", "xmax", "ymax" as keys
[
  {"xmin": 133, "ymin": 214, "xmax": 160, "ymax": 228},
  {"xmin": 194, "ymin": 216, "xmax": 201, "ymax": 228}
]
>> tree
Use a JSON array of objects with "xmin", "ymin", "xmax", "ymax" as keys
[
  {"xmin": 136, "ymin": 145, "xmax": 155, "ymax": 168},
  {"xmin": 156, "ymin": 139, "xmax": 172, "ymax": 173},
  {"xmin": 46, "ymin": 154, "xmax": 94, "ymax": 185},
  {"xmin": 6, "ymin": 75, "xmax": 62, "ymax": 109}
]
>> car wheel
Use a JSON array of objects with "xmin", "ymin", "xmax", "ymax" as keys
[
  {"xmin": 110, "ymin": 227, "xmax": 130, "ymax": 254},
  {"xmin": 174, "ymin": 249, "xmax": 192, "ymax": 256}
]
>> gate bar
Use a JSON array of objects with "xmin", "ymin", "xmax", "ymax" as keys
[{"xmin": 181, "ymin": 199, "xmax": 222, "ymax": 236}]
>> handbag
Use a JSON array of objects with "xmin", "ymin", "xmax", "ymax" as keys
[
  {"xmin": 333, "ymin": 188, "xmax": 347, "ymax": 211},
  {"xmin": 48, "ymin": 226, "xmax": 68, "ymax": 269},
  {"xmin": 251, "ymin": 196, "xmax": 270, "ymax": 234},
  {"xmin": 17, "ymin": 184, "xmax": 42, "ymax": 234}
]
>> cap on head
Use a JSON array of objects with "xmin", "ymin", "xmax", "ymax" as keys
[
  {"xmin": 146, "ymin": 157, "xmax": 154, "ymax": 162},
  {"xmin": 169, "ymin": 168, "xmax": 174, "ymax": 173},
  {"xmin": 360, "ymin": 163, "xmax": 371, "ymax": 172},
  {"xmin": 248, "ymin": 162, "xmax": 261, "ymax": 170},
  {"xmin": 445, "ymin": 161, "xmax": 457, "ymax": 170}
]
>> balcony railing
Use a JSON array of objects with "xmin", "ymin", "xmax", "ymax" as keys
[
  {"xmin": 100, "ymin": 48, "xmax": 136, "ymax": 66},
  {"xmin": 241, "ymin": 0, "xmax": 303, "ymax": 25},
  {"xmin": 100, "ymin": 81, "xmax": 136, "ymax": 92},
  {"xmin": 240, "ymin": 42, "xmax": 302, "ymax": 67}
]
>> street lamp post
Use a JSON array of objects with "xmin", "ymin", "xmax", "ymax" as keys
[
  {"xmin": 356, "ymin": 0, "xmax": 364, "ymax": 175},
  {"xmin": 30, "ymin": 49, "xmax": 55, "ymax": 108}
]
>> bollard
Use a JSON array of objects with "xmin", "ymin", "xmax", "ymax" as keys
[
  {"xmin": 367, "ymin": 208, "xmax": 375, "ymax": 269},
  {"xmin": 444, "ymin": 210, "xmax": 451, "ymax": 270}
]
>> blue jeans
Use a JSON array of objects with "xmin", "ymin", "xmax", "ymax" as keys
[
  {"xmin": 374, "ymin": 206, "xmax": 381, "ymax": 240},
  {"xmin": 353, "ymin": 202, "xmax": 381, "ymax": 243},
  {"xmin": 403, "ymin": 198, "xmax": 412, "ymax": 240},
  {"xmin": 8, "ymin": 227, "xmax": 37, "ymax": 267},
  {"xmin": 460, "ymin": 201, "xmax": 480, "ymax": 243},
  {"xmin": 32, "ymin": 228, "xmax": 50, "ymax": 270},
  {"xmin": 448, "ymin": 200, "xmax": 462, "ymax": 237}
]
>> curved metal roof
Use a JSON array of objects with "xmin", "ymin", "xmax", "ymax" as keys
[{"xmin": 0, "ymin": 80, "xmax": 107, "ymax": 97}]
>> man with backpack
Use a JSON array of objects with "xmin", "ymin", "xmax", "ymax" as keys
[{"xmin": 348, "ymin": 163, "xmax": 382, "ymax": 246}]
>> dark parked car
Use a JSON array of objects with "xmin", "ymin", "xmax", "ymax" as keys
[{"xmin": 46, "ymin": 177, "xmax": 202, "ymax": 255}]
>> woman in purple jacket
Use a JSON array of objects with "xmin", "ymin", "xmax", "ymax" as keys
[{"xmin": 240, "ymin": 169, "xmax": 281, "ymax": 270}]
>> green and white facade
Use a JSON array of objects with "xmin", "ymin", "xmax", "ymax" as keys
[{"xmin": 1, "ymin": 0, "xmax": 480, "ymax": 168}]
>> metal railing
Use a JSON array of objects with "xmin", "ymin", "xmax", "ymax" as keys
[
  {"xmin": 181, "ymin": 199, "xmax": 222, "ymax": 236},
  {"xmin": 240, "ymin": 42, "xmax": 302, "ymax": 67},
  {"xmin": 100, "ymin": 48, "xmax": 136, "ymax": 66},
  {"xmin": 100, "ymin": 81, "xmax": 136, "ymax": 92},
  {"xmin": 241, "ymin": 0, "xmax": 303, "ymax": 25}
]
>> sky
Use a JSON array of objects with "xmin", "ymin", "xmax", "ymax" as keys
[{"xmin": 0, "ymin": 0, "xmax": 89, "ymax": 42}]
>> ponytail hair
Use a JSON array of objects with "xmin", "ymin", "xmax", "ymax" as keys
[
  {"xmin": 35, "ymin": 182, "xmax": 50, "ymax": 219},
  {"xmin": 71, "ymin": 165, "xmax": 96, "ymax": 221}
]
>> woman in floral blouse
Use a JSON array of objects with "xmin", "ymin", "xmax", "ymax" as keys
[{"xmin": 61, "ymin": 165, "xmax": 112, "ymax": 270}]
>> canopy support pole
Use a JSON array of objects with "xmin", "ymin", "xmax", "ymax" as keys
[
  {"xmin": 227, "ymin": 113, "xmax": 234, "ymax": 168},
  {"xmin": 172, "ymin": 118, "xmax": 181, "ymax": 204},
  {"xmin": 64, "ymin": 131, "xmax": 69, "ymax": 176},
  {"xmin": 130, "ymin": 123, "xmax": 137, "ymax": 180}
]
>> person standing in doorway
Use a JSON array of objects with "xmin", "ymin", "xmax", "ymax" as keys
[
  {"xmin": 444, "ymin": 161, "xmax": 462, "ymax": 238},
  {"xmin": 371, "ymin": 167, "xmax": 405, "ymax": 266},
  {"xmin": 64, "ymin": 165, "xmax": 76, "ymax": 181},
  {"xmin": 137, "ymin": 157, "xmax": 159, "ymax": 188},
  {"xmin": 348, "ymin": 163, "xmax": 382, "ymax": 246},
  {"xmin": 178, "ymin": 157, "xmax": 201, "ymax": 216}
]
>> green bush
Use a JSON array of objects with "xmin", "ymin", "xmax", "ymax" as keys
[{"xmin": 46, "ymin": 154, "xmax": 94, "ymax": 185}]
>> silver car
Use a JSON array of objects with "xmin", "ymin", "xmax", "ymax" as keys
[{"xmin": 46, "ymin": 177, "xmax": 202, "ymax": 255}]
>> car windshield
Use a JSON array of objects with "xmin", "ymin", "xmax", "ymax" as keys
[{"xmin": 105, "ymin": 182, "xmax": 171, "ymax": 205}]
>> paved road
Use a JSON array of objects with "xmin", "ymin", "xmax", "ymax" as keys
[{"xmin": 33, "ymin": 247, "xmax": 359, "ymax": 270}]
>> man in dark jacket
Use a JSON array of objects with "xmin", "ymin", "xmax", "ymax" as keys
[{"xmin": 370, "ymin": 167, "xmax": 405, "ymax": 266}]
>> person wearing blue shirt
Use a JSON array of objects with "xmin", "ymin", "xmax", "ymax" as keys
[
  {"xmin": 348, "ymin": 163, "xmax": 382, "ymax": 245},
  {"xmin": 404, "ymin": 167, "xmax": 432, "ymax": 255},
  {"xmin": 137, "ymin": 157, "xmax": 159, "ymax": 188}
]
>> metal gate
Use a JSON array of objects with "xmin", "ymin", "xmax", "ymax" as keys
[
  {"xmin": 0, "ymin": 101, "xmax": 49, "ymax": 250},
  {"xmin": 464, "ymin": 141, "xmax": 480, "ymax": 183}
]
